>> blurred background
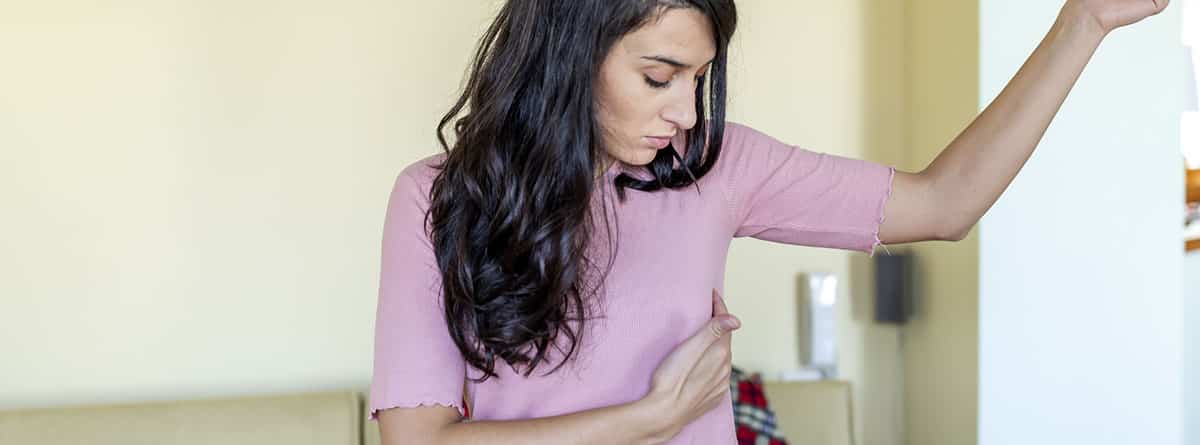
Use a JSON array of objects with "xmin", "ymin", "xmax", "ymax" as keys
[{"xmin": 1, "ymin": 1, "xmax": 1196, "ymax": 444}]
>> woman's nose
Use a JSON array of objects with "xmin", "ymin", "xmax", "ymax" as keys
[{"xmin": 661, "ymin": 86, "xmax": 698, "ymax": 131}]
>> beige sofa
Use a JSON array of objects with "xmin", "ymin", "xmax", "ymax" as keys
[{"xmin": 0, "ymin": 381, "xmax": 852, "ymax": 445}]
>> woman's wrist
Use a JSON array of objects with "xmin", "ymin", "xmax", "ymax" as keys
[
  {"xmin": 1058, "ymin": 0, "xmax": 1110, "ymax": 45},
  {"xmin": 627, "ymin": 393, "xmax": 679, "ymax": 445}
]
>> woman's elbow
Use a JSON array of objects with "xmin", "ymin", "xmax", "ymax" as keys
[{"xmin": 939, "ymin": 221, "xmax": 974, "ymax": 242}]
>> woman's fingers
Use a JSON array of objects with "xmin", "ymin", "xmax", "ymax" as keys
[
  {"xmin": 711, "ymin": 288, "xmax": 740, "ymax": 331},
  {"xmin": 712, "ymin": 289, "xmax": 727, "ymax": 316},
  {"xmin": 701, "ymin": 316, "xmax": 738, "ymax": 345},
  {"xmin": 667, "ymin": 308, "xmax": 739, "ymax": 374}
]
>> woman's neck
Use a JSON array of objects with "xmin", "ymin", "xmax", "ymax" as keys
[{"xmin": 596, "ymin": 155, "xmax": 616, "ymax": 179}]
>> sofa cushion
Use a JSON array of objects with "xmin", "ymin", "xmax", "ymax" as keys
[
  {"xmin": 761, "ymin": 380, "xmax": 853, "ymax": 445},
  {"xmin": 0, "ymin": 390, "xmax": 361, "ymax": 445}
]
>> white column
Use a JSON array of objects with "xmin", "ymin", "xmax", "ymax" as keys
[{"xmin": 977, "ymin": 2, "xmax": 1185, "ymax": 444}]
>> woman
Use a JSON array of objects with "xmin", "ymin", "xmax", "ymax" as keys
[{"xmin": 370, "ymin": 0, "xmax": 1167, "ymax": 443}]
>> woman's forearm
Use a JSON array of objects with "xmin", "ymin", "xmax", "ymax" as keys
[
  {"xmin": 923, "ymin": 3, "xmax": 1106, "ymax": 237},
  {"xmin": 430, "ymin": 397, "xmax": 676, "ymax": 445}
]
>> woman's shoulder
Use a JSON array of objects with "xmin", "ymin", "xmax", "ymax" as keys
[
  {"xmin": 703, "ymin": 121, "xmax": 791, "ymax": 177},
  {"xmin": 397, "ymin": 152, "xmax": 447, "ymax": 187},
  {"xmin": 387, "ymin": 153, "xmax": 447, "ymax": 213},
  {"xmin": 717, "ymin": 120, "xmax": 791, "ymax": 154}
]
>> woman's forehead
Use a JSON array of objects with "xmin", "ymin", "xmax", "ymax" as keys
[{"xmin": 617, "ymin": 8, "xmax": 715, "ymax": 67}]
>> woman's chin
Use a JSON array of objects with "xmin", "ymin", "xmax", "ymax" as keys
[
  {"xmin": 606, "ymin": 146, "xmax": 660, "ymax": 168},
  {"xmin": 624, "ymin": 149, "xmax": 659, "ymax": 166}
]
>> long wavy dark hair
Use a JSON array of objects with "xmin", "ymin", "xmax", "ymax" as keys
[{"xmin": 428, "ymin": 0, "xmax": 738, "ymax": 383}]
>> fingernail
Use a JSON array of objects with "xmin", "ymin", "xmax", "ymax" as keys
[{"xmin": 720, "ymin": 317, "xmax": 739, "ymax": 330}]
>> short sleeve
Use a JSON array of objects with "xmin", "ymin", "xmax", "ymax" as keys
[
  {"xmin": 368, "ymin": 162, "xmax": 467, "ymax": 421},
  {"xmin": 719, "ymin": 123, "xmax": 895, "ymax": 254}
]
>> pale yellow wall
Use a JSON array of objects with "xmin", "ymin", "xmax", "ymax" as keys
[
  {"xmin": 0, "ymin": 1, "xmax": 907, "ymax": 443},
  {"xmin": 0, "ymin": 0, "xmax": 499, "ymax": 408},
  {"xmin": 901, "ymin": 1, "xmax": 981, "ymax": 445},
  {"xmin": 725, "ymin": 2, "xmax": 906, "ymax": 444}
]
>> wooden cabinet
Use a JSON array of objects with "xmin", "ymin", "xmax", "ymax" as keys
[
  {"xmin": 1189, "ymin": 169, "xmax": 1199, "ymax": 252},
  {"xmin": 1189, "ymin": 169, "xmax": 1200, "ymax": 203}
]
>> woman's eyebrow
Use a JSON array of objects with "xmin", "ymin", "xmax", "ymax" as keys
[{"xmin": 641, "ymin": 55, "xmax": 715, "ymax": 69}]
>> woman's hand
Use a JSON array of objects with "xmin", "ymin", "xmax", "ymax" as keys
[
  {"xmin": 1062, "ymin": 0, "xmax": 1170, "ymax": 37},
  {"xmin": 640, "ymin": 289, "xmax": 741, "ymax": 442}
]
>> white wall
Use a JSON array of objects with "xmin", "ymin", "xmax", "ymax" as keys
[
  {"xmin": 1187, "ymin": 251, "xmax": 1200, "ymax": 444},
  {"xmin": 977, "ymin": 2, "xmax": 1185, "ymax": 444},
  {"xmin": 1182, "ymin": 4, "xmax": 1200, "ymax": 445}
]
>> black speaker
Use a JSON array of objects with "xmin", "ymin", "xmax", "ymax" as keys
[{"xmin": 874, "ymin": 252, "xmax": 913, "ymax": 324}]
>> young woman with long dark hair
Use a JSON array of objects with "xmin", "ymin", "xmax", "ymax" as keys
[{"xmin": 369, "ymin": 1, "xmax": 1168, "ymax": 443}]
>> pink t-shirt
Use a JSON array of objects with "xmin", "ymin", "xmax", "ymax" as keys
[{"xmin": 368, "ymin": 122, "xmax": 894, "ymax": 443}]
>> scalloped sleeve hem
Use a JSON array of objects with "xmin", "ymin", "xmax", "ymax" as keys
[
  {"xmin": 367, "ymin": 396, "xmax": 466, "ymax": 422},
  {"xmin": 368, "ymin": 370, "xmax": 467, "ymax": 422},
  {"xmin": 868, "ymin": 166, "xmax": 897, "ymax": 258}
]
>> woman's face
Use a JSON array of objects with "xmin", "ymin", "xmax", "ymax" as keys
[{"xmin": 596, "ymin": 8, "xmax": 716, "ymax": 168}]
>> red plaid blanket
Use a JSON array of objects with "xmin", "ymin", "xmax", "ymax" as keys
[{"xmin": 731, "ymin": 366, "xmax": 790, "ymax": 445}]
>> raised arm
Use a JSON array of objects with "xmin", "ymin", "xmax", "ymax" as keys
[{"xmin": 877, "ymin": 0, "xmax": 1169, "ymax": 244}]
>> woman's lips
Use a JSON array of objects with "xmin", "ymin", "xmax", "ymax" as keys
[{"xmin": 644, "ymin": 136, "xmax": 672, "ymax": 149}]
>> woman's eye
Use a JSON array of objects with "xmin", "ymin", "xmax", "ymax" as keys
[{"xmin": 643, "ymin": 75, "xmax": 670, "ymax": 89}]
